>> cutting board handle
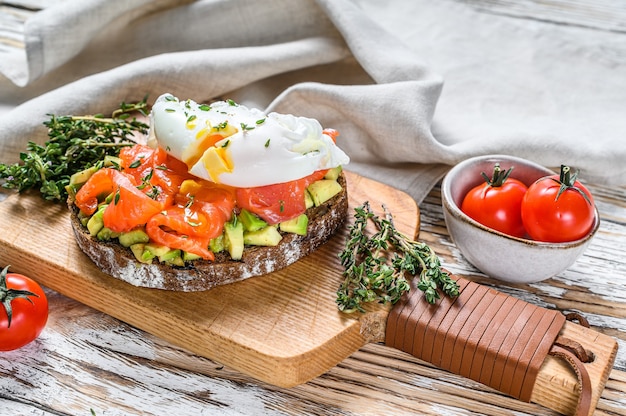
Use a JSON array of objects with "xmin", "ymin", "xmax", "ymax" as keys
[
  {"xmin": 385, "ymin": 276, "xmax": 598, "ymax": 416},
  {"xmin": 549, "ymin": 342, "xmax": 592, "ymax": 416}
]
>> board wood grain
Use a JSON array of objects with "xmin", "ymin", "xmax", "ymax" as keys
[{"xmin": 0, "ymin": 171, "xmax": 617, "ymax": 416}]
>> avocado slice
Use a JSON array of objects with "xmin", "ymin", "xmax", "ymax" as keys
[
  {"xmin": 210, "ymin": 235, "xmax": 225, "ymax": 253},
  {"xmin": 130, "ymin": 243, "xmax": 152, "ymax": 264},
  {"xmin": 118, "ymin": 229, "xmax": 150, "ymax": 247},
  {"xmin": 183, "ymin": 251, "xmax": 202, "ymax": 262},
  {"xmin": 103, "ymin": 155, "xmax": 122, "ymax": 168},
  {"xmin": 324, "ymin": 166, "xmax": 343, "ymax": 181},
  {"xmin": 279, "ymin": 214, "xmax": 308, "ymax": 236},
  {"xmin": 238, "ymin": 209, "xmax": 268, "ymax": 232},
  {"xmin": 158, "ymin": 249, "xmax": 184, "ymax": 267},
  {"xmin": 307, "ymin": 179, "xmax": 342, "ymax": 206},
  {"xmin": 224, "ymin": 219, "xmax": 244, "ymax": 260},
  {"xmin": 87, "ymin": 205, "xmax": 107, "ymax": 236},
  {"xmin": 304, "ymin": 188, "xmax": 314, "ymax": 209},
  {"xmin": 244, "ymin": 225, "xmax": 283, "ymax": 246},
  {"xmin": 69, "ymin": 165, "xmax": 99, "ymax": 187},
  {"xmin": 144, "ymin": 243, "xmax": 171, "ymax": 257},
  {"xmin": 97, "ymin": 227, "xmax": 120, "ymax": 241}
]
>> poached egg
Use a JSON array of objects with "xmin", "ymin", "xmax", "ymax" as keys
[{"xmin": 147, "ymin": 93, "xmax": 350, "ymax": 188}]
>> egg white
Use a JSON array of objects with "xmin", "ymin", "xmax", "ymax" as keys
[{"xmin": 147, "ymin": 93, "xmax": 350, "ymax": 188}]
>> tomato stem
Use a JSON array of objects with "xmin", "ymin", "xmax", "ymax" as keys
[
  {"xmin": 0, "ymin": 265, "xmax": 39, "ymax": 328},
  {"xmin": 481, "ymin": 163, "xmax": 514, "ymax": 187},
  {"xmin": 554, "ymin": 165, "xmax": 593, "ymax": 205}
]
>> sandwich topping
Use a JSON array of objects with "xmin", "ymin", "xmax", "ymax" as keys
[
  {"xmin": 148, "ymin": 94, "xmax": 350, "ymax": 188},
  {"xmin": 70, "ymin": 94, "xmax": 350, "ymax": 266}
]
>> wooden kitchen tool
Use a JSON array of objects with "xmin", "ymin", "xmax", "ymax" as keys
[{"xmin": 0, "ymin": 171, "xmax": 617, "ymax": 415}]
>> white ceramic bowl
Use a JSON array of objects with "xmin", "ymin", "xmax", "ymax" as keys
[{"xmin": 441, "ymin": 155, "xmax": 599, "ymax": 283}]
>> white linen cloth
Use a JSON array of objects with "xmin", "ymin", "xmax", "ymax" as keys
[{"xmin": 1, "ymin": 0, "xmax": 625, "ymax": 203}]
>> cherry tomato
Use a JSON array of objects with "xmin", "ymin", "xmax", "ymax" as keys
[
  {"xmin": 521, "ymin": 165, "xmax": 595, "ymax": 242},
  {"xmin": 461, "ymin": 163, "xmax": 528, "ymax": 238},
  {"xmin": 0, "ymin": 266, "xmax": 48, "ymax": 351}
]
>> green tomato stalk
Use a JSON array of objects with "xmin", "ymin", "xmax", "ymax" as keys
[
  {"xmin": 552, "ymin": 165, "xmax": 593, "ymax": 205},
  {"xmin": 0, "ymin": 265, "xmax": 39, "ymax": 328}
]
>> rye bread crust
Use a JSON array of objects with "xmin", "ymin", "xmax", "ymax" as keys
[{"xmin": 69, "ymin": 173, "xmax": 348, "ymax": 291}]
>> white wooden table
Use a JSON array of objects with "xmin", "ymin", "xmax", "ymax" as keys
[
  {"xmin": 1, "ymin": 1, "xmax": 625, "ymax": 415},
  {"xmin": 0, "ymin": 174, "xmax": 624, "ymax": 416}
]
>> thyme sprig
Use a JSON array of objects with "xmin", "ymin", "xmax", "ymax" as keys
[
  {"xmin": 0, "ymin": 97, "xmax": 149, "ymax": 202},
  {"xmin": 336, "ymin": 202, "xmax": 460, "ymax": 313}
]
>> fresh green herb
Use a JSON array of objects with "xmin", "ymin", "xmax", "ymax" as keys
[
  {"xmin": 0, "ymin": 97, "xmax": 149, "ymax": 202},
  {"xmin": 113, "ymin": 189, "xmax": 121, "ymax": 205},
  {"xmin": 240, "ymin": 123, "xmax": 254, "ymax": 131},
  {"xmin": 146, "ymin": 185, "xmax": 160, "ymax": 200},
  {"xmin": 199, "ymin": 104, "xmax": 211, "ymax": 111},
  {"xmin": 221, "ymin": 140, "xmax": 230, "ymax": 148},
  {"xmin": 279, "ymin": 200, "xmax": 285, "ymax": 212},
  {"xmin": 227, "ymin": 99, "xmax": 237, "ymax": 107},
  {"xmin": 264, "ymin": 139, "xmax": 271, "ymax": 148},
  {"xmin": 336, "ymin": 202, "xmax": 459, "ymax": 313},
  {"xmin": 215, "ymin": 121, "xmax": 229, "ymax": 131},
  {"xmin": 165, "ymin": 108, "xmax": 176, "ymax": 113},
  {"xmin": 136, "ymin": 169, "xmax": 154, "ymax": 190},
  {"xmin": 108, "ymin": 158, "xmax": 121, "ymax": 170},
  {"xmin": 187, "ymin": 114, "xmax": 197, "ymax": 123},
  {"xmin": 129, "ymin": 159, "xmax": 142, "ymax": 169},
  {"xmin": 256, "ymin": 118, "xmax": 266, "ymax": 125}
]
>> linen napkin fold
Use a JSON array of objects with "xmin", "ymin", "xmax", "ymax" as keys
[{"xmin": 1, "ymin": 0, "xmax": 625, "ymax": 205}]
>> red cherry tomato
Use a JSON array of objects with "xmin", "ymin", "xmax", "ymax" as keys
[
  {"xmin": 0, "ymin": 266, "xmax": 48, "ymax": 351},
  {"xmin": 461, "ymin": 163, "xmax": 528, "ymax": 238},
  {"xmin": 521, "ymin": 165, "xmax": 595, "ymax": 243}
]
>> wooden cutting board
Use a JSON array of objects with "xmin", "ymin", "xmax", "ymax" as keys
[{"xmin": 0, "ymin": 171, "xmax": 617, "ymax": 416}]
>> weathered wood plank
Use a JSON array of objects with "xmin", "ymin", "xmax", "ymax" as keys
[
  {"xmin": 461, "ymin": 0, "xmax": 626, "ymax": 33},
  {"xmin": 1, "ymin": 289, "xmax": 624, "ymax": 415},
  {"xmin": 1, "ymin": 175, "xmax": 624, "ymax": 415}
]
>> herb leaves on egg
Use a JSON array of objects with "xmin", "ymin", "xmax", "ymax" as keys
[{"xmin": 0, "ymin": 97, "xmax": 149, "ymax": 202}]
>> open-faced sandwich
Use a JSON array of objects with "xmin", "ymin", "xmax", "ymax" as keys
[{"xmin": 67, "ymin": 94, "xmax": 350, "ymax": 291}]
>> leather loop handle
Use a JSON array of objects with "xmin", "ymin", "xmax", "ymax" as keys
[
  {"xmin": 554, "ymin": 335, "xmax": 595, "ymax": 364},
  {"xmin": 549, "ymin": 344, "xmax": 593, "ymax": 416}
]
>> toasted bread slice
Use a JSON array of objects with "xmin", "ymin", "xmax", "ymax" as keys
[{"xmin": 69, "ymin": 174, "xmax": 348, "ymax": 291}]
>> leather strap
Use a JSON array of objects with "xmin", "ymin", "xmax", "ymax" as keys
[
  {"xmin": 554, "ymin": 335, "xmax": 595, "ymax": 364},
  {"xmin": 386, "ymin": 277, "xmax": 569, "ymax": 403},
  {"xmin": 549, "ymin": 344, "xmax": 593, "ymax": 416}
]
